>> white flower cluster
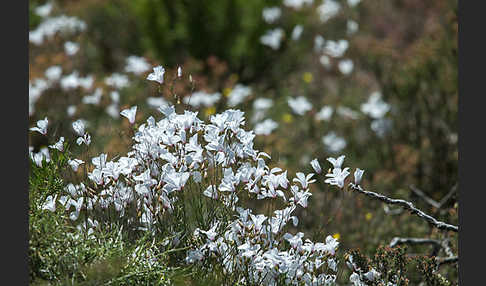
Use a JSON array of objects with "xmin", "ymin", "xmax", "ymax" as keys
[
  {"xmin": 29, "ymin": 15, "xmax": 87, "ymax": 45},
  {"xmin": 33, "ymin": 103, "xmax": 348, "ymax": 285},
  {"xmin": 188, "ymin": 207, "xmax": 340, "ymax": 285}
]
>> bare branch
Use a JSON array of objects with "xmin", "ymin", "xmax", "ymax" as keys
[
  {"xmin": 438, "ymin": 184, "xmax": 457, "ymax": 208},
  {"xmin": 409, "ymin": 183, "xmax": 458, "ymax": 210},
  {"xmin": 390, "ymin": 237, "xmax": 455, "ymax": 258},
  {"xmin": 436, "ymin": 256, "xmax": 458, "ymax": 267},
  {"xmin": 409, "ymin": 185, "xmax": 441, "ymax": 209},
  {"xmin": 349, "ymin": 183, "xmax": 458, "ymax": 232},
  {"xmin": 389, "ymin": 237, "xmax": 442, "ymax": 248}
]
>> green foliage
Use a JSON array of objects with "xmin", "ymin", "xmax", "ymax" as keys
[{"xmin": 29, "ymin": 151, "xmax": 173, "ymax": 285}]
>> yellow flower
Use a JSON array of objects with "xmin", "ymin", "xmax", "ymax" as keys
[
  {"xmin": 205, "ymin": 106, "xmax": 216, "ymax": 117},
  {"xmin": 302, "ymin": 72, "xmax": 313, "ymax": 84},
  {"xmin": 365, "ymin": 212, "xmax": 372, "ymax": 221},
  {"xmin": 282, "ymin": 113, "xmax": 293, "ymax": 123},
  {"xmin": 332, "ymin": 233, "xmax": 340, "ymax": 240},
  {"xmin": 223, "ymin": 87, "xmax": 232, "ymax": 97}
]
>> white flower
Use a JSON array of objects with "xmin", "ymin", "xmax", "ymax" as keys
[
  {"xmin": 82, "ymin": 88, "xmax": 103, "ymax": 105},
  {"xmin": 284, "ymin": 232, "xmax": 305, "ymax": 249},
  {"xmin": 64, "ymin": 41, "xmax": 80, "ymax": 56},
  {"xmin": 124, "ymin": 55, "xmax": 151, "ymax": 75},
  {"xmin": 254, "ymin": 119, "xmax": 278, "ymax": 136},
  {"xmin": 120, "ymin": 106, "xmax": 137, "ymax": 124},
  {"xmin": 323, "ymin": 39, "xmax": 348, "ymax": 58},
  {"xmin": 310, "ymin": 158, "xmax": 322, "ymax": 174},
  {"xmin": 262, "ymin": 7, "xmax": 281, "ymax": 24},
  {"xmin": 199, "ymin": 223, "xmax": 219, "ymax": 241},
  {"xmin": 31, "ymin": 152, "xmax": 44, "ymax": 167},
  {"xmin": 110, "ymin": 91, "xmax": 120, "ymax": 103},
  {"xmin": 283, "ymin": 0, "xmax": 313, "ymax": 9},
  {"xmin": 68, "ymin": 159, "xmax": 84, "ymax": 172},
  {"xmin": 347, "ymin": 20, "xmax": 359, "ymax": 35},
  {"xmin": 349, "ymin": 272, "xmax": 364, "ymax": 286},
  {"xmin": 105, "ymin": 73, "xmax": 130, "ymax": 89},
  {"xmin": 45, "ymin": 65, "xmax": 62, "ymax": 82},
  {"xmin": 72, "ymin": 119, "xmax": 85, "ymax": 136},
  {"xmin": 227, "ymin": 84, "xmax": 252, "ymax": 107},
  {"xmin": 60, "ymin": 71, "xmax": 93, "ymax": 90},
  {"xmin": 158, "ymin": 104, "xmax": 175, "ymax": 118},
  {"xmin": 314, "ymin": 35, "xmax": 325, "ymax": 52},
  {"xmin": 147, "ymin": 65, "xmax": 165, "ymax": 84},
  {"xmin": 186, "ymin": 250, "xmax": 204, "ymax": 264},
  {"xmin": 364, "ymin": 268, "xmax": 380, "ymax": 281},
  {"xmin": 203, "ymin": 186, "xmax": 218, "ymax": 199},
  {"xmin": 315, "ymin": 106, "xmax": 333, "ymax": 121},
  {"xmin": 361, "ymin": 91, "xmax": 390, "ymax": 119},
  {"xmin": 328, "ymin": 258, "xmax": 337, "ymax": 272},
  {"xmin": 326, "ymin": 155, "xmax": 345, "ymax": 170},
  {"xmin": 291, "ymin": 24, "xmax": 304, "ymax": 41},
  {"xmin": 177, "ymin": 66, "xmax": 182, "ymax": 78},
  {"xmin": 253, "ymin": 98, "xmax": 273, "ymax": 110},
  {"xmin": 42, "ymin": 195, "xmax": 57, "ymax": 212},
  {"xmin": 30, "ymin": 117, "xmax": 48, "ymax": 135},
  {"xmin": 371, "ymin": 118, "xmax": 392, "ymax": 137},
  {"xmin": 337, "ymin": 106, "xmax": 360, "ymax": 120},
  {"xmin": 34, "ymin": 2, "xmax": 53, "ymax": 18},
  {"xmin": 66, "ymin": 105, "xmax": 77, "ymax": 117},
  {"xmin": 260, "ymin": 28, "xmax": 285, "ymax": 50},
  {"xmin": 288, "ymin": 96, "xmax": 312, "ymax": 115},
  {"xmin": 68, "ymin": 197, "xmax": 84, "ymax": 221},
  {"xmin": 184, "ymin": 91, "xmax": 221, "ymax": 108},
  {"xmin": 76, "ymin": 133, "xmax": 91, "ymax": 146},
  {"xmin": 291, "ymin": 186, "xmax": 312, "ymax": 208},
  {"xmin": 146, "ymin": 96, "xmax": 168, "ymax": 109},
  {"xmin": 79, "ymin": 75, "xmax": 94, "ymax": 90},
  {"xmin": 106, "ymin": 104, "xmax": 119, "ymax": 119},
  {"xmin": 92, "ymin": 153, "xmax": 107, "ymax": 169},
  {"xmin": 338, "ymin": 59, "xmax": 354, "ymax": 75},
  {"xmin": 293, "ymin": 172, "xmax": 316, "ymax": 189},
  {"xmin": 354, "ymin": 168, "xmax": 364, "ymax": 185},
  {"xmin": 317, "ymin": 0, "xmax": 341, "ymax": 23},
  {"xmin": 319, "ymin": 55, "xmax": 332, "ymax": 69},
  {"xmin": 322, "ymin": 132, "xmax": 346, "ymax": 153},
  {"xmin": 324, "ymin": 167, "xmax": 350, "ymax": 188},
  {"xmin": 49, "ymin": 137, "xmax": 64, "ymax": 151}
]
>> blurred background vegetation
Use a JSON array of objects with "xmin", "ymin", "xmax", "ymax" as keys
[{"xmin": 29, "ymin": 0, "xmax": 458, "ymax": 284}]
